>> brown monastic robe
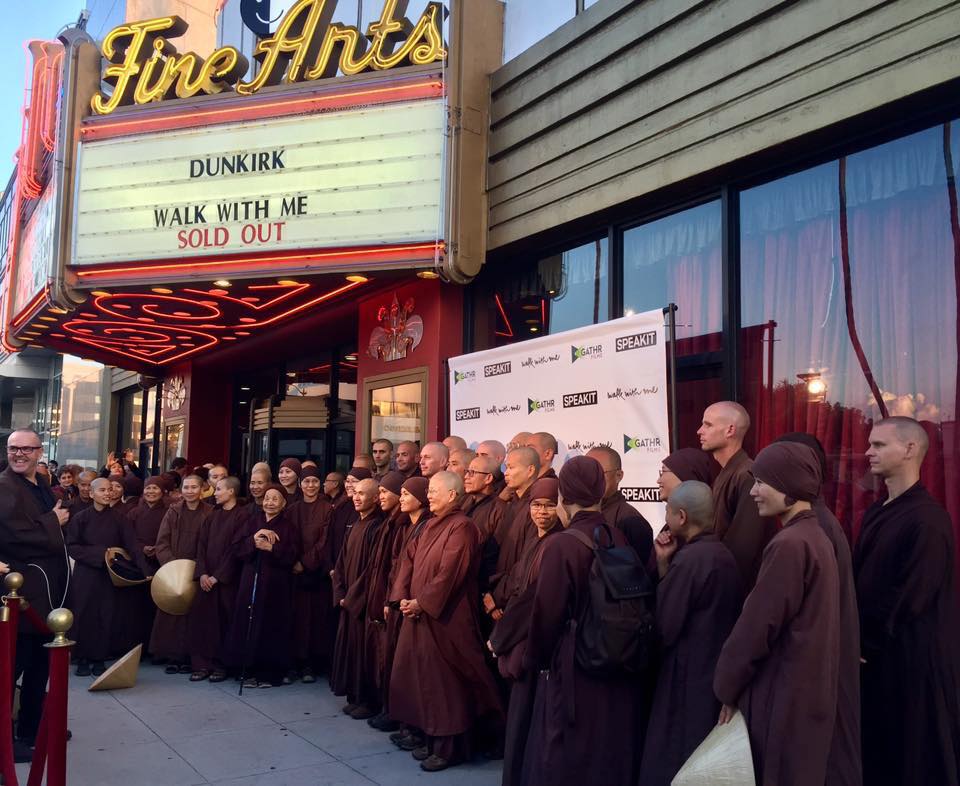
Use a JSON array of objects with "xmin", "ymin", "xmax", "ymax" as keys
[
  {"xmin": 388, "ymin": 510, "xmax": 502, "ymax": 750},
  {"xmin": 711, "ymin": 449, "xmax": 779, "ymax": 587},
  {"xmin": 289, "ymin": 496, "xmax": 334, "ymax": 670},
  {"xmin": 854, "ymin": 483, "xmax": 960, "ymax": 786},
  {"xmin": 187, "ymin": 504, "xmax": 246, "ymax": 672},
  {"xmin": 222, "ymin": 509, "xmax": 301, "ymax": 682},
  {"xmin": 364, "ymin": 508, "xmax": 406, "ymax": 704},
  {"xmin": 639, "ymin": 534, "xmax": 743, "ymax": 786},
  {"xmin": 601, "ymin": 490, "xmax": 653, "ymax": 564},
  {"xmin": 330, "ymin": 508, "xmax": 384, "ymax": 707},
  {"xmin": 67, "ymin": 505, "xmax": 139, "ymax": 662},
  {"xmin": 149, "ymin": 501, "xmax": 211, "ymax": 662},
  {"xmin": 123, "ymin": 498, "xmax": 168, "ymax": 649},
  {"xmin": 380, "ymin": 510, "xmax": 420, "ymax": 713},
  {"xmin": 520, "ymin": 510, "xmax": 643, "ymax": 786},
  {"xmin": 489, "ymin": 526, "xmax": 558, "ymax": 786},
  {"xmin": 813, "ymin": 498, "xmax": 862, "ymax": 786},
  {"xmin": 714, "ymin": 509, "xmax": 839, "ymax": 786},
  {"xmin": 490, "ymin": 484, "xmax": 535, "ymax": 608}
]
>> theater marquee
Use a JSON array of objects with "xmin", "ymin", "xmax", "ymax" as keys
[{"xmin": 72, "ymin": 99, "xmax": 445, "ymax": 266}]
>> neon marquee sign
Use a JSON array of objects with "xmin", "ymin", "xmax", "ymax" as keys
[{"xmin": 91, "ymin": 0, "xmax": 447, "ymax": 115}]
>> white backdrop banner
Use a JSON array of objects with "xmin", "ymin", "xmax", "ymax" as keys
[{"xmin": 448, "ymin": 309, "xmax": 670, "ymax": 528}]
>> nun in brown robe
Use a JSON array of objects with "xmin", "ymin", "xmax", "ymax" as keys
[
  {"xmin": 854, "ymin": 479, "xmax": 960, "ymax": 786},
  {"xmin": 638, "ymin": 480, "xmax": 743, "ymax": 786},
  {"xmin": 709, "ymin": 448, "xmax": 780, "ymax": 589},
  {"xmin": 519, "ymin": 456, "xmax": 644, "ymax": 786},
  {"xmin": 149, "ymin": 476, "xmax": 212, "ymax": 671},
  {"xmin": 777, "ymin": 432, "xmax": 862, "ymax": 786},
  {"xmin": 223, "ymin": 484, "xmax": 301, "ymax": 687},
  {"xmin": 288, "ymin": 466, "xmax": 334, "ymax": 679},
  {"xmin": 187, "ymin": 478, "xmax": 247, "ymax": 680},
  {"xmin": 388, "ymin": 472, "xmax": 502, "ymax": 771},
  {"xmin": 277, "ymin": 457, "xmax": 302, "ymax": 504},
  {"xmin": 378, "ymin": 477, "xmax": 429, "ymax": 737},
  {"xmin": 489, "ymin": 477, "xmax": 560, "ymax": 786},
  {"xmin": 714, "ymin": 442, "xmax": 840, "ymax": 786},
  {"xmin": 331, "ymin": 478, "xmax": 384, "ymax": 716},
  {"xmin": 68, "ymin": 480, "xmax": 140, "ymax": 673},
  {"xmin": 363, "ymin": 472, "xmax": 408, "ymax": 729},
  {"xmin": 115, "ymin": 476, "xmax": 169, "ymax": 654}
]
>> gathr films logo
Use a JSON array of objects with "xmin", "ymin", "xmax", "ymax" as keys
[
  {"xmin": 571, "ymin": 344, "xmax": 603, "ymax": 362},
  {"xmin": 528, "ymin": 397, "xmax": 556, "ymax": 414},
  {"xmin": 454, "ymin": 369, "xmax": 476, "ymax": 384},
  {"xmin": 624, "ymin": 434, "xmax": 663, "ymax": 453}
]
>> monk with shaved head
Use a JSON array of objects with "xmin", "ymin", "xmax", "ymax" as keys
[
  {"xmin": 855, "ymin": 417, "xmax": 960, "ymax": 786},
  {"xmin": 442, "ymin": 435, "xmax": 468, "ymax": 453},
  {"xmin": 697, "ymin": 401, "xmax": 777, "ymax": 587}
]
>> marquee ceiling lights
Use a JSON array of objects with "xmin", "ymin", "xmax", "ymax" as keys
[
  {"xmin": 29, "ymin": 277, "xmax": 367, "ymax": 369},
  {"xmin": 72, "ymin": 241, "xmax": 444, "ymax": 284}
]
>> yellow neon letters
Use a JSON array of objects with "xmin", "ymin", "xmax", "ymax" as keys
[{"xmin": 90, "ymin": 1, "xmax": 447, "ymax": 114}]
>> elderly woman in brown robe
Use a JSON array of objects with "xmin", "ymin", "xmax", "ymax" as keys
[
  {"xmin": 223, "ymin": 484, "xmax": 301, "ymax": 688},
  {"xmin": 714, "ymin": 442, "xmax": 840, "ymax": 786}
]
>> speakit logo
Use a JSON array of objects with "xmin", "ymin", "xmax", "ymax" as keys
[
  {"xmin": 562, "ymin": 390, "xmax": 598, "ymax": 408},
  {"xmin": 571, "ymin": 344, "xmax": 603, "ymax": 363},
  {"xmin": 620, "ymin": 487, "xmax": 661, "ymax": 503},
  {"xmin": 624, "ymin": 434, "xmax": 663, "ymax": 453},
  {"xmin": 484, "ymin": 361, "xmax": 512, "ymax": 378},
  {"xmin": 455, "ymin": 407, "xmax": 481, "ymax": 421},
  {"xmin": 615, "ymin": 331, "xmax": 658, "ymax": 352}
]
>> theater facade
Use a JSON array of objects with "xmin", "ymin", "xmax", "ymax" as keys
[{"xmin": 1, "ymin": 0, "xmax": 958, "ymax": 547}]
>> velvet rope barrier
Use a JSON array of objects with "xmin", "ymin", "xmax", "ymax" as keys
[
  {"xmin": 0, "ymin": 597, "xmax": 18, "ymax": 786},
  {"xmin": 26, "ymin": 609, "xmax": 74, "ymax": 786}
]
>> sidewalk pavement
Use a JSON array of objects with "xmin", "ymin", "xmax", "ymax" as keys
[{"xmin": 16, "ymin": 664, "xmax": 502, "ymax": 786}]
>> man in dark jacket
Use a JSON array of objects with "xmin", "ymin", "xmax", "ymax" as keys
[
  {"xmin": 587, "ymin": 445, "xmax": 653, "ymax": 563},
  {"xmin": 0, "ymin": 430, "xmax": 70, "ymax": 760}
]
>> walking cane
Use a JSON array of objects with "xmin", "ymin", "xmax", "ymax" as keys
[{"xmin": 238, "ymin": 548, "xmax": 264, "ymax": 696}]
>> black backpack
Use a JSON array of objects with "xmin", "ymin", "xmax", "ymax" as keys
[{"xmin": 564, "ymin": 523, "xmax": 656, "ymax": 677}]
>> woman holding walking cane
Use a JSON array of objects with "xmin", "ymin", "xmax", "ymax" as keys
[{"xmin": 224, "ymin": 484, "xmax": 301, "ymax": 689}]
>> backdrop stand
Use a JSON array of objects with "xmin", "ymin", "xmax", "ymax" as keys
[{"xmin": 663, "ymin": 303, "xmax": 679, "ymax": 451}]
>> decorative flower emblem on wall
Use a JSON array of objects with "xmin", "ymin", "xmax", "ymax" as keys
[{"xmin": 368, "ymin": 294, "xmax": 423, "ymax": 362}]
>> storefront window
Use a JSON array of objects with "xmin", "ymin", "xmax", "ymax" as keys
[
  {"xmin": 623, "ymin": 200, "xmax": 723, "ymax": 354},
  {"xmin": 370, "ymin": 381, "xmax": 424, "ymax": 445},
  {"xmin": 740, "ymin": 122, "xmax": 960, "ymax": 540},
  {"xmin": 54, "ymin": 356, "xmax": 103, "ymax": 467},
  {"xmin": 480, "ymin": 237, "xmax": 609, "ymax": 348}
]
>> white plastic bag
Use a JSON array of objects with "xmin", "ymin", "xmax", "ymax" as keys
[{"xmin": 671, "ymin": 711, "xmax": 756, "ymax": 786}]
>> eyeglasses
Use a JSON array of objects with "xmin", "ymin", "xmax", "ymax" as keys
[
  {"xmin": 530, "ymin": 502, "xmax": 557, "ymax": 511},
  {"xmin": 7, "ymin": 446, "xmax": 41, "ymax": 455},
  {"xmin": 464, "ymin": 469, "xmax": 492, "ymax": 477}
]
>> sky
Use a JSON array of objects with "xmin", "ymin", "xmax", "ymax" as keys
[{"xmin": 0, "ymin": 0, "xmax": 124, "ymax": 188}]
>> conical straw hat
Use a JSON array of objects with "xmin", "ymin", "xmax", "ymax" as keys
[
  {"xmin": 150, "ymin": 559, "xmax": 198, "ymax": 615},
  {"xmin": 672, "ymin": 710, "xmax": 756, "ymax": 786},
  {"xmin": 105, "ymin": 547, "xmax": 150, "ymax": 587},
  {"xmin": 89, "ymin": 644, "xmax": 142, "ymax": 692}
]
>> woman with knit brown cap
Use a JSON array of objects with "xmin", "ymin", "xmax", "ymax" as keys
[{"xmin": 714, "ymin": 441, "xmax": 841, "ymax": 786}]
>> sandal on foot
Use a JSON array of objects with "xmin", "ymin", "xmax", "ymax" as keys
[{"xmin": 189, "ymin": 670, "xmax": 210, "ymax": 682}]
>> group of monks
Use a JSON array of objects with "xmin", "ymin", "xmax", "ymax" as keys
[{"xmin": 49, "ymin": 407, "xmax": 960, "ymax": 784}]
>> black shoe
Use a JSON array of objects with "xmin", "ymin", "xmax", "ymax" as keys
[
  {"xmin": 420, "ymin": 754, "xmax": 451, "ymax": 772},
  {"xmin": 300, "ymin": 668, "xmax": 316, "ymax": 684},
  {"xmin": 350, "ymin": 705, "xmax": 376, "ymax": 720},
  {"xmin": 75, "ymin": 660, "xmax": 91, "ymax": 677},
  {"xmin": 411, "ymin": 745, "xmax": 430, "ymax": 761},
  {"xmin": 13, "ymin": 738, "xmax": 33, "ymax": 763},
  {"xmin": 91, "ymin": 661, "xmax": 106, "ymax": 676},
  {"xmin": 371, "ymin": 714, "xmax": 401, "ymax": 732},
  {"xmin": 164, "ymin": 664, "xmax": 179, "ymax": 675},
  {"xmin": 389, "ymin": 730, "xmax": 408, "ymax": 746},
  {"xmin": 342, "ymin": 702, "xmax": 358, "ymax": 715}
]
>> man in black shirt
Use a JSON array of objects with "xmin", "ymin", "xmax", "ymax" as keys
[{"xmin": 0, "ymin": 430, "xmax": 70, "ymax": 761}]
